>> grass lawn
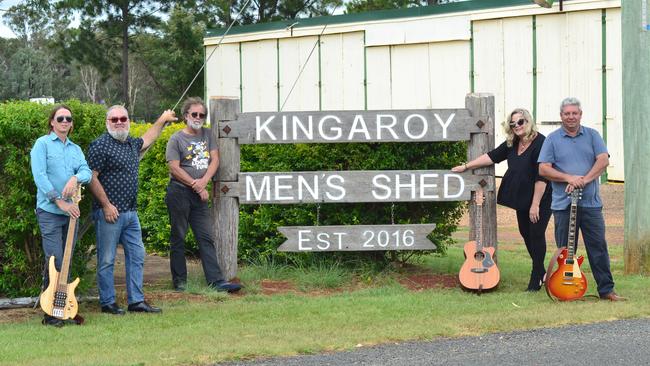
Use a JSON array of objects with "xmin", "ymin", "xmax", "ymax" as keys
[{"xmin": 1, "ymin": 241, "xmax": 649, "ymax": 366}]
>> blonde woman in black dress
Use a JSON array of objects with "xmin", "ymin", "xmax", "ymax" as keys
[{"xmin": 452, "ymin": 108, "xmax": 552, "ymax": 291}]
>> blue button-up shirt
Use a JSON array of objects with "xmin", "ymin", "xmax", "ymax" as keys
[
  {"xmin": 30, "ymin": 132, "xmax": 92, "ymax": 215},
  {"xmin": 538, "ymin": 125, "xmax": 608, "ymax": 210}
]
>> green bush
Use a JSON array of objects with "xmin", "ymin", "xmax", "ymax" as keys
[{"xmin": 0, "ymin": 100, "xmax": 107, "ymax": 297}]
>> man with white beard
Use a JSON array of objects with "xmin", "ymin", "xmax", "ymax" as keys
[
  {"xmin": 164, "ymin": 97, "xmax": 242, "ymax": 293},
  {"xmin": 88, "ymin": 105, "xmax": 177, "ymax": 315}
]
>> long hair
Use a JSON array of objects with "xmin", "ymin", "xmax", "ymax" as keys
[
  {"xmin": 502, "ymin": 108, "xmax": 537, "ymax": 147},
  {"xmin": 47, "ymin": 104, "xmax": 73, "ymax": 134}
]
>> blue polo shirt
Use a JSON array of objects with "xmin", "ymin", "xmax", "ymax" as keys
[
  {"xmin": 30, "ymin": 132, "xmax": 92, "ymax": 215},
  {"xmin": 538, "ymin": 125, "xmax": 608, "ymax": 210}
]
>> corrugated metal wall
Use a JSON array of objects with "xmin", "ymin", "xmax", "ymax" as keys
[{"xmin": 205, "ymin": 6, "xmax": 623, "ymax": 180}]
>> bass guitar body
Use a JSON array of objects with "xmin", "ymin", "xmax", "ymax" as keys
[
  {"xmin": 546, "ymin": 248, "xmax": 587, "ymax": 301},
  {"xmin": 39, "ymin": 256, "xmax": 80, "ymax": 319},
  {"xmin": 39, "ymin": 184, "xmax": 82, "ymax": 320},
  {"xmin": 459, "ymin": 240, "xmax": 500, "ymax": 292}
]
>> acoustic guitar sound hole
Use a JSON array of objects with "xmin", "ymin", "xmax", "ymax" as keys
[{"xmin": 473, "ymin": 251, "xmax": 485, "ymax": 261}]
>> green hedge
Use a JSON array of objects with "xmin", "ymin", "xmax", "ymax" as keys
[{"xmin": 0, "ymin": 100, "xmax": 107, "ymax": 297}]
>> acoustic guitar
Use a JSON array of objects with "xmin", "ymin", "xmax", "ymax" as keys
[
  {"xmin": 546, "ymin": 189, "xmax": 587, "ymax": 301},
  {"xmin": 40, "ymin": 185, "xmax": 82, "ymax": 319},
  {"xmin": 459, "ymin": 187, "xmax": 500, "ymax": 292}
]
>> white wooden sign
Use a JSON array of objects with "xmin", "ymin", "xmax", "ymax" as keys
[
  {"xmin": 219, "ymin": 170, "xmax": 493, "ymax": 204},
  {"xmin": 277, "ymin": 224, "xmax": 437, "ymax": 252},
  {"xmin": 219, "ymin": 109, "xmax": 487, "ymax": 144}
]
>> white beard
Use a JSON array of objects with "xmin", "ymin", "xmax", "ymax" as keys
[
  {"xmin": 189, "ymin": 121, "xmax": 203, "ymax": 131},
  {"xmin": 108, "ymin": 129, "xmax": 129, "ymax": 142}
]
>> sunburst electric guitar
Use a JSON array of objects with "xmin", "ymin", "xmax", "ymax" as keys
[
  {"xmin": 459, "ymin": 187, "xmax": 500, "ymax": 292},
  {"xmin": 546, "ymin": 189, "xmax": 587, "ymax": 301},
  {"xmin": 40, "ymin": 185, "xmax": 82, "ymax": 319}
]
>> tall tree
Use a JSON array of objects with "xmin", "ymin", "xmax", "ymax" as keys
[{"xmin": 56, "ymin": 0, "xmax": 173, "ymax": 110}]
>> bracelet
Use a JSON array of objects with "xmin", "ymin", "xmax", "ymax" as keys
[{"xmin": 464, "ymin": 163, "xmax": 468, "ymax": 170}]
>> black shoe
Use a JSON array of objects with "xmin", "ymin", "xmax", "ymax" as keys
[
  {"xmin": 101, "ymin": 303, "xmax": 125, "ymax": 315},
  {"xmin": 174, "ymin": 282, "xmax": 186, "ymax": 292},
  {"xmin": 42, "ymin": 314, "xmax": 64, "ymax": 327},
  {"xmin": 526, "ymin": 271, "xmax": 545, "ymax": 292},
  {"xmin": 127, "ymin": 301, "xmax": 162, "ymax": 313},
  {"xmin": 210, "ymin": 281, "xmax": 243, "ymax": 293}
]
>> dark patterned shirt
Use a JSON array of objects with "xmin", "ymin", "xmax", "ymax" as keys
[{"xmin": 87, "ymin": 132, "xmax": 144, "ymax": 212}]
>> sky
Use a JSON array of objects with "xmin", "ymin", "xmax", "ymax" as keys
[{"xmin": 0, "ymin": 0, "xmax": 21, "ymax": 38}]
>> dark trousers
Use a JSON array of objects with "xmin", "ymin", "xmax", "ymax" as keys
[
  {"xmin": 516, "ymin": 208, "xmax": 552, "ymax": 278},
  {"xmin": 553, "ymin": 207, "xmax": 614, "ymax": 296},
  {"xmin": 165, "ymin": 183, "xmax": 224, "ymax": 286}
]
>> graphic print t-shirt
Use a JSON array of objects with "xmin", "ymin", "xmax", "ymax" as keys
[{"xmin": 165, "ymin": 127, "xmax": 216, "ymax": 185}]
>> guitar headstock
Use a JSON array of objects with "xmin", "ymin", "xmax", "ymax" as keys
[
  {"xmin": 474, "ymin": 187, "xmax": 484, "ymax": 206},
  {"xmin": 72, "ymin": 184, "xmax": 83, "ymax": 205},
  {"xmin": 569, "ymin": 188, "xmax": 582, "ymax": 204}
]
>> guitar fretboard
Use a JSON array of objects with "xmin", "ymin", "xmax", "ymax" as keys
[{"xmin": 566, "ymin": 192, "xmax": 580, "ymax": 263}]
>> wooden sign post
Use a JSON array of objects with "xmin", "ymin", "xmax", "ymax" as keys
[{"xmin": 211, "ymin": 94, "xmax": 495, "ymax": 280}]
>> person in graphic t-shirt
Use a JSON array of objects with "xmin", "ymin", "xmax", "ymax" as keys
[
  {"xmin": 164, "ymin": 97, "xmax": 241, "ymax": 293},
  {"xmin": 452, "ymin": 108, "xmax": 552, "ymax": 291}
]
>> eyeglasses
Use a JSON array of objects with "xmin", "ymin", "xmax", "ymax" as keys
[
  {"xmin": 190, "ymin": 112, "xmax": 206, "ymax": 119},
  {"xmin": 509, "ymin": 119, "xmax": 526, "ymax": 128},
  {"xmin": 56, "ymin": 116, "xmax": 73, "ymax": 123},
  {"xmin": 108, "ymin": 116, "xmax": 129, "ymax": 123}
]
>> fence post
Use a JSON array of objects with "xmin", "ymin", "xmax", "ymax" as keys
[
  {"xmin": 210, "ymin": 97, "xmax": 240, "ymax": 280},
  {"xmin": 465, "ymin": 94, "xmax": 497, "ymax": 251}
]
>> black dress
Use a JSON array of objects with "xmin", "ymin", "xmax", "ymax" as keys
[
  {"xmin": 487, "ymin": 134, "xmax": 551, "ymax": 211},
  {"xmin": 486, "ymin": 133, "xmax": 552, "ymax": 289}
]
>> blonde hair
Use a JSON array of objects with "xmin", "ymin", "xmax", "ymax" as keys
[{"xmin": 503, "ymin": 108, "xmax": 538, "ymax": 147}]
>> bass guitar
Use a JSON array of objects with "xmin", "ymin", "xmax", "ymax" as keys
[
  {"xmin": 459, "ymin": 187, "xmax": 500, "ymax": 292},
  {"xmin": 546, "ymin": 189, "xmax": 587, "ymax": 301},
  {"xmin": 40, "ymin": 185, "xmax": 82, "ymax": 319}
]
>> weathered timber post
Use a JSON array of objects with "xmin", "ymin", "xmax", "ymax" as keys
[
  {"xmin": 622, "ymin": 2, "xmax": 650, "ymax": 274},
  {"xmin": 211, "ymin": 97, "xmax": 240, "ymax": 280},
  {"xmin": 465, "ymin": 94, "xmax": 497, "ymax": 250}
]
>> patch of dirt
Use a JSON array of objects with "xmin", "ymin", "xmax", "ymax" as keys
[
  {"xmin": 398, "ymin": 273, "xmax": 459, "ymax": 291},
  {"xmin": 260, "ymin": 280, "xmax": 298, "ymax": 295},
  {"xmin": 0, "ymin": 308, "xmax": 41, "ymax": 324}
]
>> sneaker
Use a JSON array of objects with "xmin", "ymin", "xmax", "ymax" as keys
[
  {"xmin": 210, "ymin": 281, "xmax": 243, "ymax": 293},
  {"xmin": 174, "ymin": 282, "xmax": 186, "ymax": 292}
]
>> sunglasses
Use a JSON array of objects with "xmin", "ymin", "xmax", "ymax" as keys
[
  {"xmin": 509, "ymin": 119, "xmax": 526, "ymax": 128},
  {"xmin": 56, "ymin": 116, "xmax": 73, "ymax": 123},
  {"xmin": 108, "ymin": 116, "xmax": 129, "ymax": 123},
  {"xmin": 190, "ymin": 112, "xmax": 206, "ymax": 119}
]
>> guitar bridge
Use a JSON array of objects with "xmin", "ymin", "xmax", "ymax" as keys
[{"xmin": 471, "ymin": 268, "xmax": 488, "ymax": 273}]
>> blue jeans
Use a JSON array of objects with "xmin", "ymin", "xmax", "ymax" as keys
[
  {"xmin": 553, "ymin": 206, "xmax": 614, "ymax": 296},
  {"xmin": 93, "ymin": 209, "xmax": 145, "ymax": 306},
  {"xmin": 36, "ymin": 208, "xmax": 78, "ymax": 287}
]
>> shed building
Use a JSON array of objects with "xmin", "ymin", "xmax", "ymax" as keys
[{"xmin": 204, "ymin": 0, "xmax": 622, "ymax": 180}]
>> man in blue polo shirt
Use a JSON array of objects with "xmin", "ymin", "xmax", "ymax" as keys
[
  {"xmin": 538, "ymin": 97, "xmax": 625, "ymax": 301},
  {"xmin": 88, "ymin": 105, "xmax": 177, "ymax": 315}
]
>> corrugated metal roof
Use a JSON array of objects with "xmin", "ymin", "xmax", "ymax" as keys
[{"xmin": 205, "ymin": 0, "xmax": 553, "ymax": 38}]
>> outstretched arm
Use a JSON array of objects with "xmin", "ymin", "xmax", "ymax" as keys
[
  {"xmin": 451, "ymin": 153, "xmax": 494, "ymax": 173},
  {"xmin": 141, "ymin": 109, "xmax": 177, "ymax": 151}
]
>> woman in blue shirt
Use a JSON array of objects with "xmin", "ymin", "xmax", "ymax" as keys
[
  {"xmin": 452, "ymin": 108, "xmax": 552, "ymax": 291},
  {"xmin": 30, "ymin": 105, "xmax": 92, "ymax": 325}
]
